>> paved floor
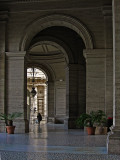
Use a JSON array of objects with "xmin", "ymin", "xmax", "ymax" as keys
[{"xmin": 0, "ymin": 122, "xmax": 120, "ymax": 160}]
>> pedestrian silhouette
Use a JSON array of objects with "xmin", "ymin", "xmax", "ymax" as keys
[{"xmin": 37, "ymin": 113, "xmax": 42, "ymax": 124}]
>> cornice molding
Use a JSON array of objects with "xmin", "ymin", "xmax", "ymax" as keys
[
  {"xmin": 83, "ymin": 49, "xmax": 112, "ymax": 59},
  {"xmin": 28, "ymin": 53, "xmax": 65, "ymax": 61},
  {"xmin": 0, "ymin": 0, "xmax": 63, "ymax": 2},
  {"xmin": 6, "ymin": 51, "xmax": 26, "ymax": 57}
]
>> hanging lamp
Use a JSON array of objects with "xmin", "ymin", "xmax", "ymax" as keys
[{"xmin": 31, "ymin": 67, "xmax": 37, "ymax": 97}]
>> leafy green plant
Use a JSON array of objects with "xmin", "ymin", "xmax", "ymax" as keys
[
  {"xmin": 76, "ymin": 110, "xmax": 107, "ymax": 128},
  {"xmin": 76, "ymin": 110, "xmax": 102, "ymax": 128},
  {"xmin": 84, "ymin": 111, "xmax": 98, "ymax": 127},
  {"xmin": 0, "ymin": 112, "xmax": 22, "ymax": 126},
  {"xmin": 76, "ymin": 113, "xmax": 90, "ymax": 128}
]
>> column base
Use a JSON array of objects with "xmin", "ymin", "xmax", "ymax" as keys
[
  {"xmin": 14, "ymin": 119, "xmax": 29, "ymax": 133},
  {"xmin": 107, "ymin": 126, "xmax": 120, "ymax": 154},
  {"xmin": 47, "ymin": 117, "xmax": 55, "ymax": 123},
  {"xmin": 68, "ymin": 117, "xmax": 77, "ymax": 129},
  {"xmin": 64, "ymin": 118, "xmax": 68, "ymax": 130}
]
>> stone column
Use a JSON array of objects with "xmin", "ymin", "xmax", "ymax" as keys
[
  {"xmin": 105, "ymin": 50, "xmax": 113, "ymax": 117},
  {"xmin": 108, "ymin": 0, "xmax": 120, "ymax": 154},
  {"xmin": 84, "ymin": 49, "xmax": 106, "ymax": 113},
  {"xmin": 6, "ymin": 52, "xmax": 29, "ymax": 133},
  {"xmin": 0, "ymin": 53, "xmax": 6, "ymax": 132},
  {"xmin": 54, "ymin": 81, "xmax": 66, "ymax": 124},
  {"xmin": 47, "ymin": 81, "xmax": 55, "ymax": 123},
  {"xmin": 66, "ymin": 64, "xmax": 79, "ymax": 128},
  {"xmin": 0, "ymin": 11, "xmax": 8, "ymax": 132}
]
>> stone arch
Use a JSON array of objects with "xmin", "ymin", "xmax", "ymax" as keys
[
  {"xmin": 27, "ymin": 62, "xmax": 55, "ymax": 82},
  {"xmin": 20, "ymin": 14, "xmax": 93, "ymax": 53},
  {"xmin": 27, "ymin": 62, "xmax": 56, "ymax": 121}
]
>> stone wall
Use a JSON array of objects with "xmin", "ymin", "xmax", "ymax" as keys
[
  {"xmin": 0, "ymin": 0, "xmax": 113, "ymax": 132},
  {"xmin": 0, "ymin": 1, "xmax": 112, "ymax": 51}
]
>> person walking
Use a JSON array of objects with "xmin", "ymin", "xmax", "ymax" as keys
[{"xmin": 37, "ymin": 113, "xmax": 42, "ymax": 125}]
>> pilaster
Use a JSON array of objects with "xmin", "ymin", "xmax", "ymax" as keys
[
  {"xmin": 66, "ymin": 64, "xmax": 79, "ymax": 128},
  {"xmin": 47, "ymin": 81, "xmax": 55, "ymax": 123},
  {"xmin": 0, "ymin": 11, "xmax": 8, "ymax": 132},
  {"xmin": 5, "ymin": 51, "xmax": 29, "ymax": 133},
  {"xmin": 83, "ymin": 49, "xmax": 106, "ymax": 113},
  {"xmin": 108, "ymin": 0, "xmax": 120, "ymax": 154},
  {"xmin": 0, "ymin": 53, "xmax": 6, "ymax": 132},
  {"xmin": 54, "ymin": 80, "xmax": 66, "ymax": 124}
]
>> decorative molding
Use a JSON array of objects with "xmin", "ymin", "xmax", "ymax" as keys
[
  {"xmin": 6, "ymin": 51, "xmax": 26, "ymax": 58},
  {"xmin": 20, "ymin": 14, "xmax": 93, "ymax": 51},
  {"xmin": 83, "ymin": 49, "xmax": 112, "ymax": 59},
  {"xmin": 0, "ymin": 0, "xmax": 63, "ymax": 2},
  {"xmin": 28, "ymin": 38, "xmax": 74, "ymax": 63}
]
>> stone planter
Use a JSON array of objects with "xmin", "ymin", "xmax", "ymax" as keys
[{"xmin": 95, "ymin": 126, "xmax": 108, "ymax": 135}]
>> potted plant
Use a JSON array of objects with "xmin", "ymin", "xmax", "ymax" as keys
[
  {"xmin": 95, "ymin": 110, "xmax": 107, "ymax": 135},
  {"xmin": 76, "ymin": 111, "xmax": 98, "ymax": 135},
  {"xmin": 0, "ymin": 112, "xmax": 22, "ymax": 134}
]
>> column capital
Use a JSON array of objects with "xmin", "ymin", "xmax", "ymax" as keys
[
  {"xmin": 83, "ymin": 49, "xmax": 112, "ymax": 59},
  {"xmin": 6, "ymin": 51, "xmax": 26, "ymax": 57},
  {"xmin": 6, "ymin": 51, "xmax": 26, "ymax": 59}
]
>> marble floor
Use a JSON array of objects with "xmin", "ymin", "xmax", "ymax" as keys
[{"xmin": 0, "ymin": 122, "xmax": 120, "ymax": 160}]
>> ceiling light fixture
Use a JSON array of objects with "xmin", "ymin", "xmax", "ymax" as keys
[{"xmin": 31, "ymin": 67, "xmax": 37, "ymax": 97}]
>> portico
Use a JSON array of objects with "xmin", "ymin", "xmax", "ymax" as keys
[{"xmin": 0, "ymin": 0, "xmax": 120, "ymax": 154}]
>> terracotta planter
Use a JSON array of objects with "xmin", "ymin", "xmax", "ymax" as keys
[
  {"xmin": 6, "ymin": 126, "xmax": 15, "ymax": 134},
  {"xmin": 86, "ymin": 127, "xmax": 96, "ymax": 135}
]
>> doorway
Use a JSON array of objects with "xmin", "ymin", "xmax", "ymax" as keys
[{"xmin": 27, "ymin": 67, "xmax": 47, "ymax": 132}]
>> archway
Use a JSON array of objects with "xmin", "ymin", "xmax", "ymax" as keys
[
  {"xmin": 20, "ymin": 14, "xmax": 93, "ymax": 51},
  {"xmin": 26, "ymin": 37, "xmax": 68, "ymax": 125},
  {"xmin": 27, "ymin": 67, "xmax": 48, "ymax": 132},
  {"xmin": 21, "ymin": 14, "xmax": 93, "ymax": 130}
]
